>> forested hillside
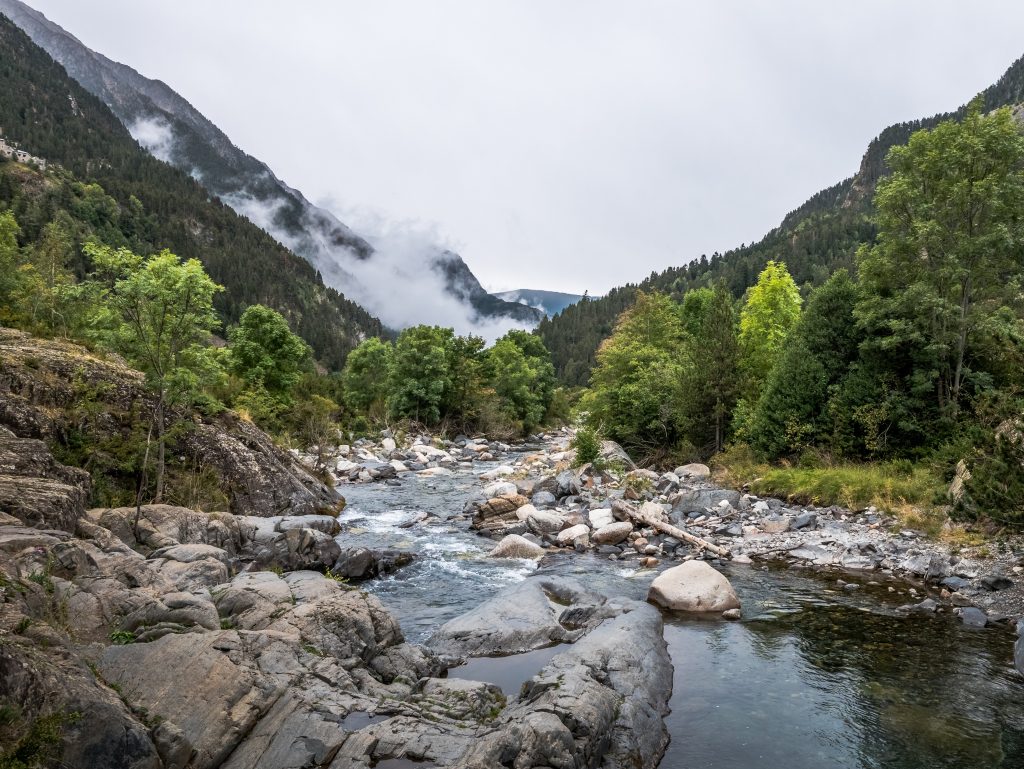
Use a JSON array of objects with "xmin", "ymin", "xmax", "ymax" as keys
[
  {"xmin": 0, "ymin": 14, "xmax": 383, "ymax": 368},
  {"xmin": 540, "ymin": 54, "xmax": 1024, "ymax": 386}
]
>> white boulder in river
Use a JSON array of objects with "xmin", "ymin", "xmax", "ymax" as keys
[
  {"xmin": 648, "ymin": 561, "xmax": 740, "ymax": 612},
  {"xmin": 488, "ymin": 534, "xmax": 546, "ymax": 560}
]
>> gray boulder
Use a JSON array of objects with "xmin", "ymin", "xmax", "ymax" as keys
[
  {"xmin": 648, "ymin": 560, "xmax": 741, "ymax": 612},
  {"xmin": 671, "ymin": 488, "xmax": 741, "ymax": 515},
  {"xmin": 592, "ymin": 521, "xmax": 633, "ymax": 545}
]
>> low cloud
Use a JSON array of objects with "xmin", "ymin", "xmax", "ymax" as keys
[{"xmin": 128, "ymin": 116, "xmax": 176, "ymax": 163}]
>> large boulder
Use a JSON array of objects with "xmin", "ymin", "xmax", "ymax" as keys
[
  {"xmin": 592, "ymin": 521, "xmax": 632, "ymax": 545},
  {"xmin": 332, "ymin": 547, "xmax": 415, "ymax": 579},
  {"xmin": 527, "ymin": 509, "xmax": 565, "ymax": 534},
  {"xmin": 648, "ymin": 561, "xmax": 740, "ymax": 612},
  {"xmin": 1016, "ymin": 620, "xmax": 1024, "ymax": 676},
  {"xmin": 488, "ymin": 534, "xmax": 546, "ymax": 560},
  {"xmin": 556, "ymin": 523, "xmax": 591, "ymax": 546}
]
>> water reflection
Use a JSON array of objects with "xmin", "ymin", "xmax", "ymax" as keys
[{"xmin": 661, "ymin": 568, "xmax": 1023, "ymax": 769}]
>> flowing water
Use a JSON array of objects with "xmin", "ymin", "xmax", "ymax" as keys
[{"xmin": 338, "ymin": 460, "xmax": 1024, "ymax": 769}]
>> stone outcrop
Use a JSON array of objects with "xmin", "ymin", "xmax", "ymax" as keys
[
  {"xmin": 0, "ymin": 328, "xmax": 340, "ymax": 518},
  {"xmin": 0, "ymin": 431, "xmax": 90, "ymax": 532}
]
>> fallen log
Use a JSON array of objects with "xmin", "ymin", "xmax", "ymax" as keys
[{"xmin": 612, "ymin": 500, "xmax": 732, "ymax": 559}]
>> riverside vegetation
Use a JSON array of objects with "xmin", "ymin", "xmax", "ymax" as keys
[{"xmin": 577, "ymin": 101, "xmax": 1024, "ymax": 533}]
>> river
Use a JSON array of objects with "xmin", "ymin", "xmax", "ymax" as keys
[{"xmin": 337, "ymin": 454, "xmax": 1024, "ymax": 769}]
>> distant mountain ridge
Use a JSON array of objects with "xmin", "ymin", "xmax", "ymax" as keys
[
  {"xmin": 0, "ymin": 0, "xmax": 541, "ymax": 331},
  {"xmin": 538, "ymin": 52, "xmax": 1024, "ymax": 385},
  {"xmin": 0, "ymin": 11, "xmax": 383, "ymax": 368},
  {"xmin": 493, "ymin": 289, "xmax": 588, "ymax": 318}
]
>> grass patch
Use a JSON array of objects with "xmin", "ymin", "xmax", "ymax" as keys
[{"xmin": 713, "ymin": 444, "xmax": 947, "ymax": 533}]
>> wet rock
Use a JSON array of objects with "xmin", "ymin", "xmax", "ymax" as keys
[
  {"xmin": 332, "ymin": 547, "xmax": 415, "ymax": 580},
  {"xmin": 648, "ymin": 561, "xmax": 740, "ymax": 613},
  {"xmin": 722, "ymin": 608, "xmax": 742, "ymax": 620},
  {"xmin": 941, "ymin": 576, "xmax": 971, "ymax": 591},
  {"xmin": 957, "ymin": 607, "xmax": 988, "ymax": 627},
  {"xmin": 488, "ymin": 534, "xmax": 545, "ymax": 560},
  {"xmin": 455, "ymin": 599, "xmax": 669, "ymax": 769}
]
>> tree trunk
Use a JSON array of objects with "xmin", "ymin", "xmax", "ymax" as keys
[
  {"xmin": 154, "ymin": 395, "xmax": 166, "ymax": 503},
  {"xmin": 611, "ymin": 500, "xmax": 732, "ymax": 558},
  {"xmin": 951, "ymin": 272, "xmax": 972, "ymax": 416}
]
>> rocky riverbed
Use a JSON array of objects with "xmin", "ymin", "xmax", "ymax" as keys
[{"xmin": 3, "ymin": 390, "xmax": 1024, "ymax": 768}]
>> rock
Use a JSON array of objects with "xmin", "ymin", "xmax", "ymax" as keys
[
  {"xmin": 1016, "ymin": 620, "xmax": 1024, "ymax": 676},
  {"xmin": 941, "ymin": 576, "xmax": 971, "ymax": 591},
  {"xmin": 0, "ymin": 434, "xmax": 91, "ymax": 532},
  {"xmin": 332, "ymin": 547, "xmax": 414, "ymax": 579},
  {"xmin": 483, "ymin": 481, "xmax": 518, "ymax": 498},
  {"xmin": 647, "ymin": 561, "xmax": 741, "ymax": 613},
  {"xmin": 670, "ymin": 488, "xmax": 741, "ymax": 514},
  {"xmin": 674, "ymin": 463, "xmax": 711, "ymax": 479},
  {"xmin": 381, "ymin": 437, "xmax": 397, "ymax": 452},
  {"xmin": 555, "ymin": 469, "xmax": 581, "ymax": 499},
  {"xmin": 981, "ymin": 574, "xmax": 1013, "ymax": 591},
  {"xmin": 457, "ymin": 600, "xmax": 669, "ymax": 769},
  {"xmin": 761, "ymin": 515, "xmax": 791, "ymax": 534},
  {"xmin": 488, "ymin": 534, "xmax": 546, "ymax": 560},
  {"xmin": 598, "ymin": 440, "xmax": 636, "ymax": 470},
  {"xmin": 592, "ymin": 521, "xmax": 633, "ymax": 545},
  {"xmin": 531, "ymin": 490, "xmax": 557, "ymax": 508},
  {"xmin": 556, "ymin": 523, "xmax": 591, "ymax": 546},
  {"xmin": 722, "ymin": 608, "xmax": 742, "ymax": 620},
  {"xmin": 428, "ymin": 577, "xmax": 606, "ymax": 656},
  {"xmin": 515, "ymin": 503, "xmax": 539, "ymax": 521},
  {"xmin": 527, "ymin": 509, "xmax": 565, "ymax": 534},
  {"xmin": 792, "ymin": 512, "xmax": 818, "ymax": 530},
  {"xmin": 909, "ymin": 598, "xmax": 939, "ymax": 613},
  {"xmin": 957, "ymin": 607, "xmax": 988, "ymax": 627},
  {"xmin": 900, "ymin": 553, "xmax": 953, "ymax": 580},
  {"xmin": 588, "ymin": 508, "xmax": 615, "ymax": 528}
]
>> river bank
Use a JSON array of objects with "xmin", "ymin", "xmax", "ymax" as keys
[{"xmin": 326, "ymin": 428, "xmax": 1024, "ymax": 768}]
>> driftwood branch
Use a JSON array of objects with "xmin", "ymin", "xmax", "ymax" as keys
[{"xmin": 612, "ymin": 500, "xmax": 732, "ymax": 559}]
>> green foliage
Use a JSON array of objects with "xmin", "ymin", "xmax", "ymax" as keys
[
  {"xmin": 0, "ymin": 709, "xmax": 77, "ymax": 769},
  {"xmin": 570, "ymin": 426, "xmax": 601, "ymax": 467},
  {"xmin": 581, "ymin": 292, "xmax": 688, "ymax": 460},
  {"xmin": 228, "ymin": 305, "xmax": 312, "ymax": 395},
  {"xmin": 749, "ymin": 271, "xmax": 861, "ymax": 457},
  {"xmin": 488, "ymin": 330, "xmax": 554, "ymax": 433},
  {"xmin": 341, "ymin": 337, "xmax": 393, "ymax": 417},
  {"xmin": 109, "ymin": 630, "xmax": 136, "ymax": 645},
  {"xmin": 388, "ymin": 325, "xmax": 455, "ymax": 425},
  {"xmin": 856, "ymin": 99, "xmax": 1024, "ymax": 426},
  {"xmin": 684, "ymin": 282, "xmax": 741, "ymax": 454},
  {"xmin": 738, "ymin": 260, "xmax": 802, "ymax": 395}
]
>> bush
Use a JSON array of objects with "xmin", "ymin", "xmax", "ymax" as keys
[{"xmin": 570, "ymin": 426, "xmax": 601, "ymax": 467}]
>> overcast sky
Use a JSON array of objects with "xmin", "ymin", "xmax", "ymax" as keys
[{"xmin": 24, "ymin": 1, "xmax": 1024, "ymax": 295}]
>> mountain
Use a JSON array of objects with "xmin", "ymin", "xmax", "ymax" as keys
[
  {"xmin": 538, "ymin": 54, "xmax": 1024, "ymax": 386},
  {"xmin": 0, "ymin": 0, "xmax": 541, "ymax": 331},
  {"xmin": 493, "ymin": 289, "xmax": 588, "ymax": 318},
  {"xmin": 0, "ymin": 11, "xmax": 383, "ymax": 369}
]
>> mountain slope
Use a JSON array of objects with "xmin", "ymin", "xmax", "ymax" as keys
[
  {"xmin": 538, "ymin": 54, "xmax": 1024, "ymax": 386},
  {"xmin": 493, "ymin": 289, "xmax": 588, "ymax": 318},
  {"xmin": 0, "ymin": 0, "xmax": 541, "ymax": 330},
  {"xmin": 0, "ymin": 11, "xmax": 383, "ymax": 368}
]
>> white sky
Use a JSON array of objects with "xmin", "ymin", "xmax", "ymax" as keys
[{"xmin": 24, "ymin": 1, "xmax": 1024, "ymax": 294}]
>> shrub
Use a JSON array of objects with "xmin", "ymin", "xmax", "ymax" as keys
[{"xmin": 570, "ymin": 426, "xmax": 601, "ymax": 467}]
